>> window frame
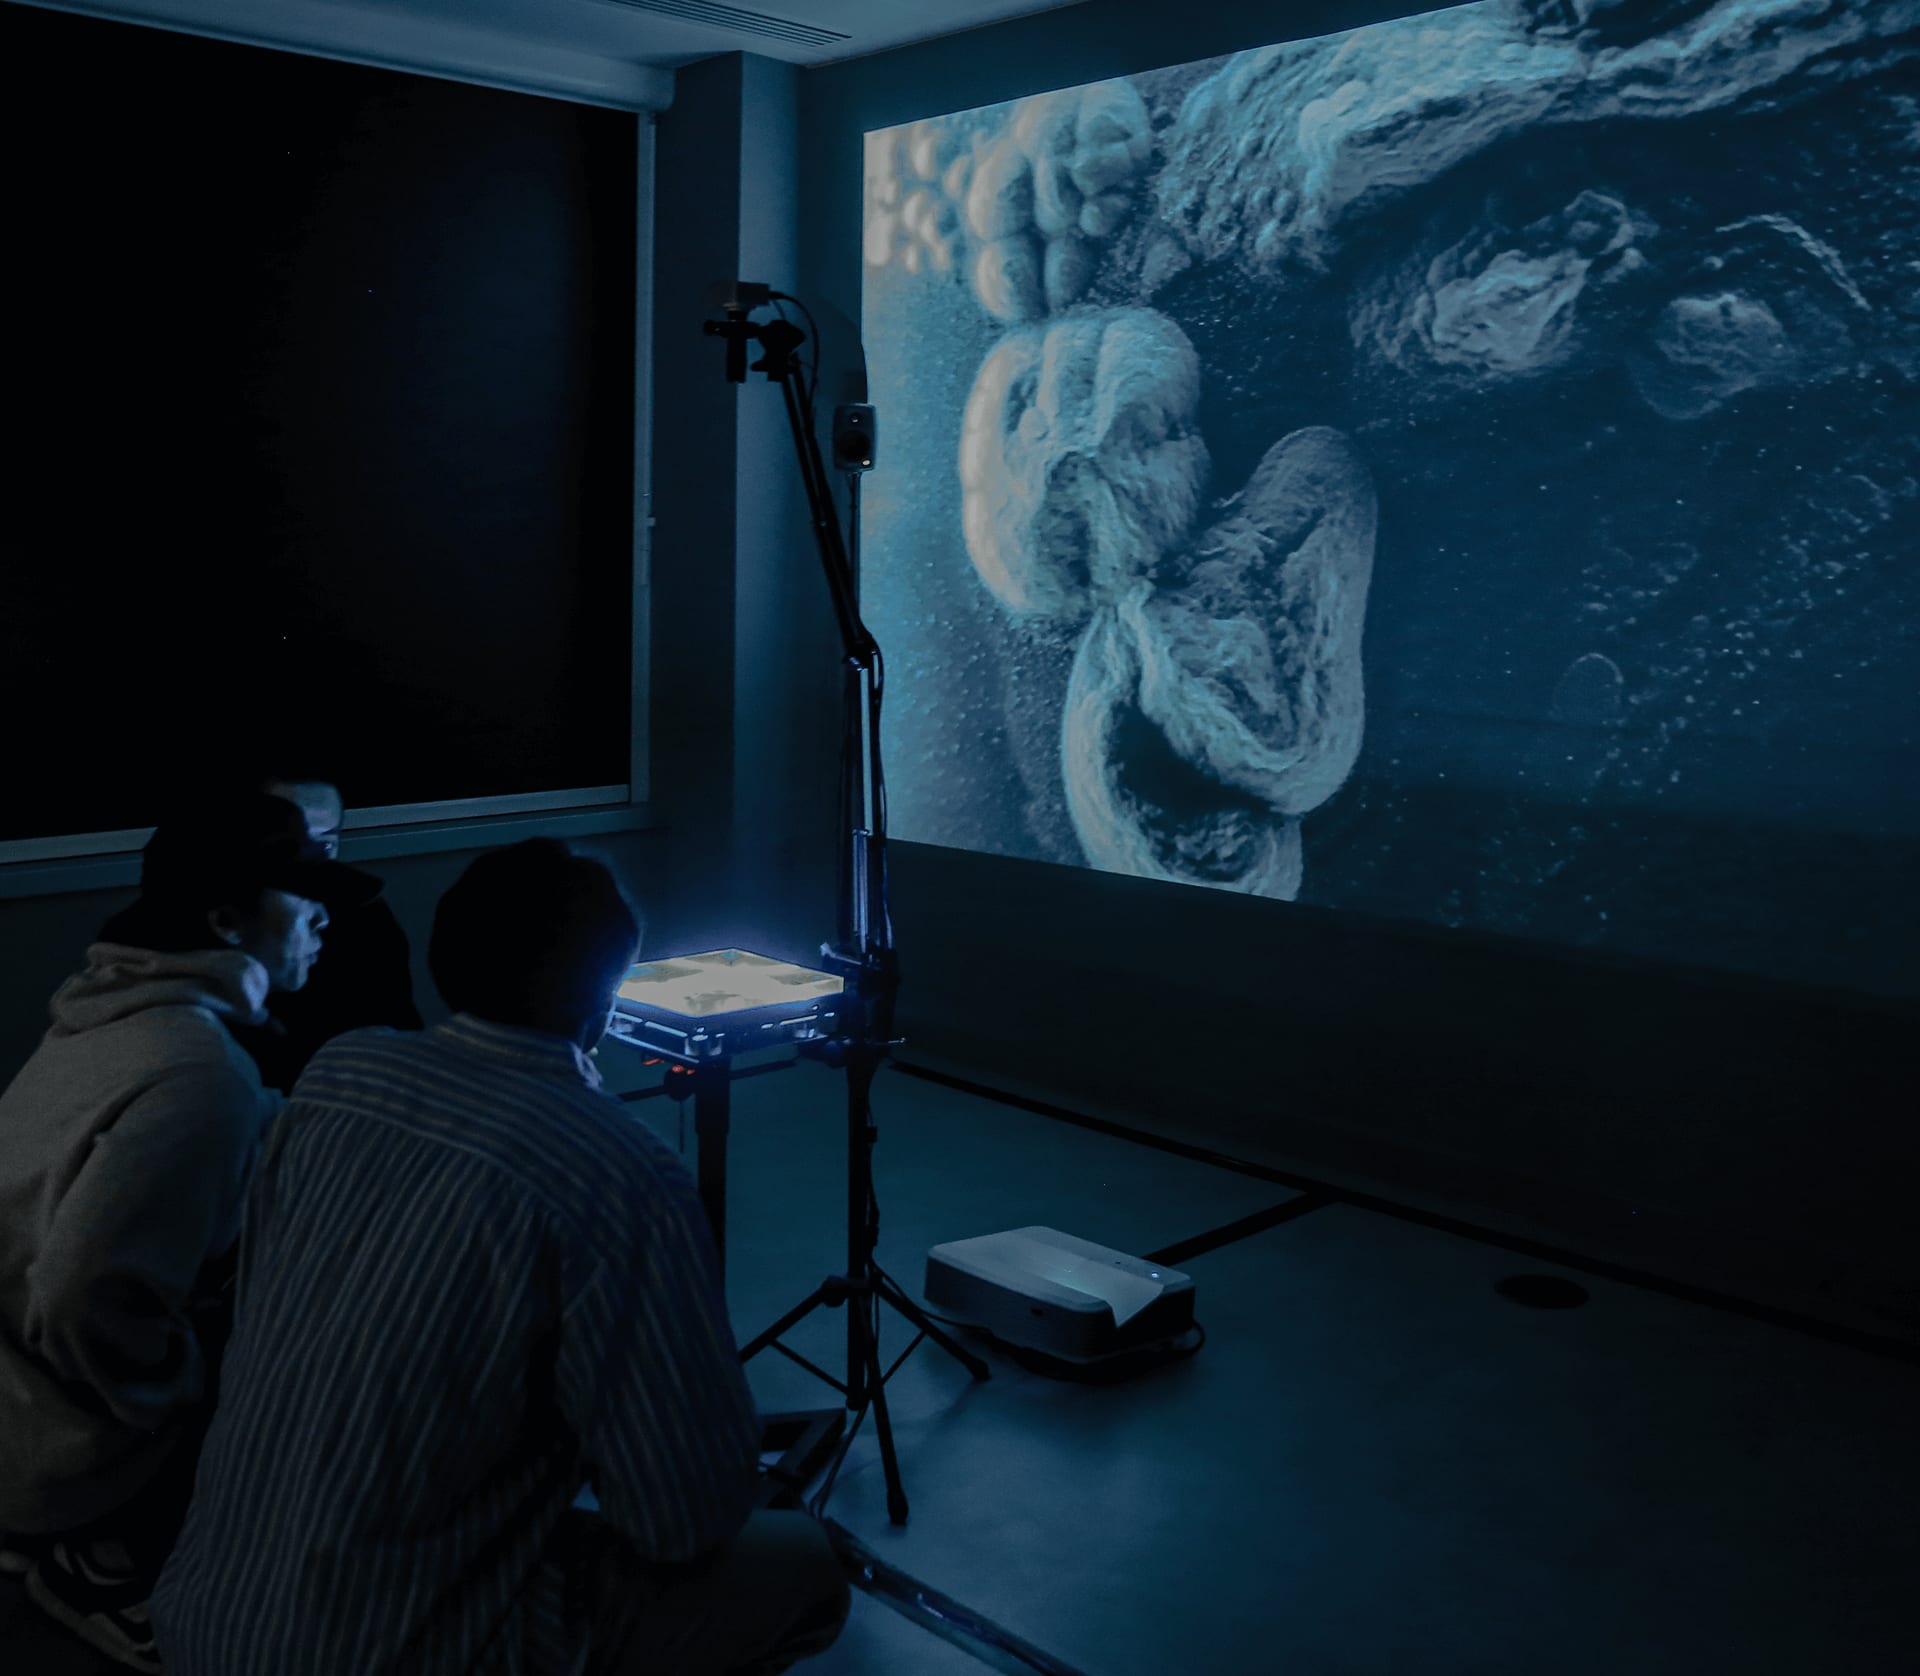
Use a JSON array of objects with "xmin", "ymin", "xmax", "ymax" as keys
[{"xmin": 0, "ymin": 23, "xmax": 665, "ymax": 890}]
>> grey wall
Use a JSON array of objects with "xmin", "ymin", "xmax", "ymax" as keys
[
  {"xmin": 775, "ymin": 0, "xmax": 1920, "ymax": 1341},
  {"xmin": 650, "ymin": 52, "xmax": 840, "ymax": 964},
  {"xmin": 647, "ymin": 55, "xmax": 747, "ymax": 956},
  {"xmin": 729, "ymin": 54, "xmax": 843, "ymax": 962}
]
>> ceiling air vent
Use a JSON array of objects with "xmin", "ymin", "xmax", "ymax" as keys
[{"xmin": 593, "ymin": 0, "xmax": 850, "ymax": 49}]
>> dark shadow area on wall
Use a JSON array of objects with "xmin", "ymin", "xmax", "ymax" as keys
[
  {"xmin": 1301, "ymin": 775, "xmax": 1920, "ymax": 1004},
  {"xmin": 886, "ymin": 838, "xmax": 1920, "ymax": 1332}
]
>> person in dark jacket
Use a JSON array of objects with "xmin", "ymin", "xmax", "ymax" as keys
[
  {"xmin": 0, "ymin": 792, "xmax": 380, "ymax": 1673},
  {"xmin": 118, "ymin": 765, "xmax": 422, "ymax": 1091}
]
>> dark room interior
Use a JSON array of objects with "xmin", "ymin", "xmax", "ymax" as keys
[{"xmin": 2, "ymin": 1, "xmax": 1917, "ymax": 1672}]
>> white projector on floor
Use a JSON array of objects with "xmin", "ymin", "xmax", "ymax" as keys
[{"xmin": 924, "ymin": 1226, "xmax": 1196, "ymax": 1366}]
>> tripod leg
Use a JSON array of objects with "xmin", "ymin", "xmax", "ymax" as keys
[
  {"xmin": 875, "ymin": 1272, "xmax": 992, "ymax": 1381},
  {"xmin": 864, "ymin": 1326, "xmax": 910, "ymax": 1526},
  {"xmin": 739, "ymin": 1283, "xmax": 840, "ymax": 1364}
]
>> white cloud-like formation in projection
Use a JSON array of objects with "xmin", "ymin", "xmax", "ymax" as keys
[
  {"xmin": 1625, "ymin": 213, "xmax": 1870, "ymax": 419},
  {"xmin": 864, "ymin": 124, "xmax": 965, "ymax": 275},
  {"xmin": 1064, "ymin": 599, "xmax": 1306, "ymax": 898},
  {"xmin": 1156, "ymin": 0, "xmax": 1920, "ymax": 278},
  {"xmin": 959, "ymin": 308, "xmax": 1209, "ymax": 625},
  {"xmin": 965, "ymin": 81, "xmax": 1155, "ymax": 322},
  {"xmin": 1351, "ymin": 189, "xmax": 1656, "ymax": 389},
  {"xmin": 1131, "ymin": 426, "xmax": 1378, "ymax": 816},
  {"xmin": 1061, "ymin": 427, "xmax": 1377, "ymax": 896},
  {"xmin": 864, "ymin": 82, "xmax": 1154, "ymax": 322},
  {"xmin": 1350, "ymin": 194, "xmax": 1876, "ymax": 424}
]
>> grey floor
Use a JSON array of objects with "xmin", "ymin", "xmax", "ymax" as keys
[{"xmin": 7, "ymin": 1055, "xmax": 1917, "ymax": 1674}]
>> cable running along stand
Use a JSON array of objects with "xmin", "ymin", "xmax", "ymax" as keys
[{"xmin": 704, "ymin": 287, "xmax": 990, "ymax": 1526}]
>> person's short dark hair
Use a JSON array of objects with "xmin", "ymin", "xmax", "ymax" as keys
[{"xmin": 429, "ymin": 840, "xmax": 642, "ymax": 1038}]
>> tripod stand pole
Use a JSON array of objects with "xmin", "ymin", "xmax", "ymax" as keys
[
  {"xmin": 710, "ymin": 295, "xmax": 988, "ymax": 1525},
  {"xmin": 692, "ymin": 1058, "xmax": 731, "ymax": 1282},
  {"xmin": 846, "ymin": 1041, "xmax": 875, "ymax": 1408}
]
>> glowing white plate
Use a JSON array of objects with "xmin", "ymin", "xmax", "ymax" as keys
[{"xmin": 615, "ymin": 948, "xmax": 844, "ymax": 1021}]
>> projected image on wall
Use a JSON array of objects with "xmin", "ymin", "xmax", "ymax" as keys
[{"xmin": 861, "ymin": 0, "xmax": 1920, "ymax": 996}]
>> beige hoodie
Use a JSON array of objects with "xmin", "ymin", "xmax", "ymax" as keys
[{"xmin": 0, "ymin": 944, "xmax": 282, "ymax": 1532}]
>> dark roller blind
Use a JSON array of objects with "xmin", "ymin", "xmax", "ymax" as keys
[{"xmin": 1, "ymin": 4, "xmax": 638, "ymax": 841}]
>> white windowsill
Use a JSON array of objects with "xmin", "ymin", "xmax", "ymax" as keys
[{"xmin": 0, "ymin": 803, "xmax": 665, "ymax": 901}]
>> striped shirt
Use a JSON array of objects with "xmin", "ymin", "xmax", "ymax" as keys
[{"xmin": 151, "ymin": 1016, "xmax": 762, "ymax": 1676}]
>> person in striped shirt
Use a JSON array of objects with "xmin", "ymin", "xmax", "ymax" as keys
[{"xmin": 150, "ymin": 838, "xmax": 849, "ymax": 1675}]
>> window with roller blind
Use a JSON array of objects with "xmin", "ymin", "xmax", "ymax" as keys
[{"xmin": 0, "ymin": 3, "xmax": 647, "ymax": 857}]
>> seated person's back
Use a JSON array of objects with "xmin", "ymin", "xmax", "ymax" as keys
[{"xmin": 153, "ymin": 840, "xmax": 847, "ymax": 1676}]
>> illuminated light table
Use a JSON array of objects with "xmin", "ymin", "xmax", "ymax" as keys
[
  {"xmin": 606, "ymin": 950, "xmax": 845, "ymax": 1278},
  {"xmin": 606, "ymin": 949, "xmax": 849, "ymax": 1509}
]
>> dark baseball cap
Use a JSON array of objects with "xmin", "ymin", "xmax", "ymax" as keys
[{"xmin": 140, "ymin": 791, "xmax": 382, "ymax": 913}]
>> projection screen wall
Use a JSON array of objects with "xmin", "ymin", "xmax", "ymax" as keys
[{"xmin": 860, "ymin": 0, "xmax": 1920, "ymax": 999}]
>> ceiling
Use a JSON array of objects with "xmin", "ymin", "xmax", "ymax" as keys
[{"xmin": 17, "ymin": 0, "xmax": 1093, "ymax": 75}]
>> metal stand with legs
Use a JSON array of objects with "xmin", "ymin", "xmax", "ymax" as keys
[
  {"xmin": 736, "ymin": 1034, "xmax": 989, "ymax": 1525},
  {"xmin": 705, "ymin": 289, "xmax": 990, "ymax": 1524},
  {"xmin": 645, "ymin": 1057, "xmax": 851, "ymax": 1508}
]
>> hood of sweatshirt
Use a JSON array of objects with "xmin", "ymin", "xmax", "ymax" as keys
[{"xmin": 47, "ymin": 944, "xmax": 271, "ymax": 1037}]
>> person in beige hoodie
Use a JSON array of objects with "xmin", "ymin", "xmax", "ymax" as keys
[{"xmin": 0, "ymin": 790, "xmax": 378, "ymax": 1673}]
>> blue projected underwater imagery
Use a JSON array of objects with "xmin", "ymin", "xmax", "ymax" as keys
[{"xmin": 861, "ymin": 0, "xmax": 1920, "ymax": 997}]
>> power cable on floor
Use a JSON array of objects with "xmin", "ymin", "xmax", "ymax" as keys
[{"xmin": 824, "ymin": 1517, "xmax": 1094, "ymax": 1676}]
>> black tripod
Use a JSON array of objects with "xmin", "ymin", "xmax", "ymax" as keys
[{"xmin": 704, "ymin": 287, "xmax": 989, "ymax": 1527}]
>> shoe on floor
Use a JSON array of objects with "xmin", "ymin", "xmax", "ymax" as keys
[
  {"xmin": 24, "ymin": 1537, "xmax": 163, "ymax": 1673},
  {"xmin": 0, "ymin": 1529, "xmax": 47, "ymax": 1576}
]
